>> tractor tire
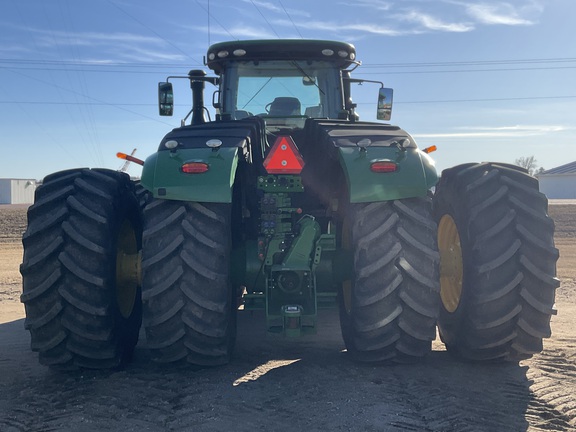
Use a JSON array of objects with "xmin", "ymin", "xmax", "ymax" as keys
[
  {"xmin": 433, "ymin": 163, "xmax": 560, "ymax": 361},
  {"xmin": 20, "ymin": 169, "xmax": 143, "ymax": 370},
  {"xmin": 133, "ymin": 180, "xmax": 151, "ymax": 211},
  {"xmin": 339, "ymin": 198, "xmax": 440, "ymax": 364},
  {"xmin": 141, "ymin": 199, "xmax": 236, "ymax": 366}
]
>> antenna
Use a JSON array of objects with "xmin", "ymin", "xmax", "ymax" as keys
[{"xmin": 208, "ymin": 0, "xmax": 210, "ymax": 46}]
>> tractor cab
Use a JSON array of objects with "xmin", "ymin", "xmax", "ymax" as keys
[
  {"xmin": 216, "ymin": 58, "xmax": 343, "ymax": 130},
  {"xmin": 157, "ymin": 40, "xmax": 395, "ymax": 133},
  {"xmin": 207, "ymin": 40, "xmax": 356, "ymax": 129}
]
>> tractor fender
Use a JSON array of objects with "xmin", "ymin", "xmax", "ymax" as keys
[
  {"xmin": 337, "ymin": 146, "xmax": 438, "ymax": 203},
  {"xmin": 140, "ymin": 147, "xmax": 240, "ymax": 203}
]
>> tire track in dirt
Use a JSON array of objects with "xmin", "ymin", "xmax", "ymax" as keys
[
  {"xmin": 0, "ymin": 330, "xmax": 574, "ymax": 431},
  {"xmin": 525, "ymin": 347, "xmax": 576, "ymax": 430},
  {"xmin": 384, "ymin": 355, "xmax": 533, "ymax": 432}
]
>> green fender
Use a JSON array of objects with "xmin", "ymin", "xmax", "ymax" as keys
[
  {"xmin": 338, "ymin": 146, "xmax": 438, "ymax": 203},
  {"xmin": 140, "ymin": 148, "xmax": 239, "ymax": 203}
]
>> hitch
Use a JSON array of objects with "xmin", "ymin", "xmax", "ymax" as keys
[{"xmin": 281, "ymin": 305, "xmax": 304, "ymax": 337}]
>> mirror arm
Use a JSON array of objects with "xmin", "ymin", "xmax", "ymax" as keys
[
  {"xmin": 164, "ymin": 75, "xmax": 219, "ymax": 86},
  {"xmin": 344, "ymin": 77, "xmax": 384, "ymax": 88},
  {"xmin": 181, "ymin": 108, "xmax": 193, "ymax": 127}
]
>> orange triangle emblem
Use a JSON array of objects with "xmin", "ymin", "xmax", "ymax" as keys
[{"xmin": 263, "ymin": 136, "xmax": 305, "ymax": 174}]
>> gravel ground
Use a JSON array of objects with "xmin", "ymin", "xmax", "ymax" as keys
[{"xmin": 0, "ymin": 203, "xmax": 575, "ymax": 431}]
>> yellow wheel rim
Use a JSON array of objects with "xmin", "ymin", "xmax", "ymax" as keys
[
  {"xmin": 437, "ymin": 214, "xmax": 463, "ymax": 313},
  {"xmin": 115, "ymin": 219, "xmax": 140, "ymax": 319}
]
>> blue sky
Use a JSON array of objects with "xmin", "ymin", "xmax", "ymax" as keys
[{"xmin": 1, "ymin": 0, "xmax": 575, "ymax": 179}]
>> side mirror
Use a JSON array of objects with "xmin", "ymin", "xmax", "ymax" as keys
[
  {"xmin": 377, "ymin": 87, "xmax": 393, "ymax": 121},
  {"xmin": 158, "ymin": 82, "xmax": 174, "ymax": 116},
  {"xmin": 212, "ymin": 90, "xmax": 221, "ymax": 110}
]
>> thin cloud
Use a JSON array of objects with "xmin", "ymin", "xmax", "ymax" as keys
[
  {"xmin": 278, "ymin": 19, "xmax": 408, "ymax": 36},
  {"xmin": 9, "ymin": 26, "xmax": 187, "ymax": 63},
  {"xmin": 342, "ymin": 0, "xmax": 393, "ymax": 11},
  {"xmin": 214, "ymin": 1, "xmax": 544, "ymax": 41},
  {"xmin": 194, "ymin": 24, "xmax": 277, "ymax": 39},
  {"xmin": 460, "ymin": 125, "xmax": 567, "ymax": 132},
  {"xmin": 110, "ymin": 46, "xmax": 189, "ymax": 63},
  {"xmin": 415, "ymin": 124, "xmax": 567, "ymax": 139},
  {"xmin": 403, "ymin": 11, "xmax": 474, "ymax": 32},
  {"xmin": 36, "ymin": 31, "xmax": 164, "ymax": 48},
  {"xmin": 240, "ymin": 0, "xmax": 310, "ymax": 17},
  {"xmin": 461, "ymin": 1, "xmax": 540, "ymax": 26}
]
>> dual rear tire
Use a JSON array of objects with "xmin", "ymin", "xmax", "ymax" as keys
[
  {"xmin": 338, "ymin": 197, "xmax": 440, "ymax": 363},
  {"xmin": 339, "ymin": 163, "xmax": 559, "ymax": 364},
  {"xmin": 21, "ymin": 173, "xmax": 235, "ymax": 370},
  {"xmin": 141, "ymin": 199, "xmax": 236, "ymax": 366},
  {"xmin": 433, "ymin": 163, "xmax": 559, "ymax": 361},
  {"xmin": 21, "ymin": 169, "xmax": 142, "ymax": 369}
]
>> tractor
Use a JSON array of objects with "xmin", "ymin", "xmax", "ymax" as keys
[{"xmin": 21, "ymin": 39, "xmax": 559, "ymax": 369}]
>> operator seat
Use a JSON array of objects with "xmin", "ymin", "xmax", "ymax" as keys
[{"xmin": 268, "ymin": 97, "xmax": 301, "ymax": 116}]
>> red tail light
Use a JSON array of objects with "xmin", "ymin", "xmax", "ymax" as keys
[
  {"xmin": 263, "ymin": 136, "xmax": 305, "ymax": 174},
  {"xmin": 370, "ymin": 161, "xmax": 398, "ymax": 173},
  {"xmin": 181, "ymin": 162, "xmax": 209, "ymax": 174}
]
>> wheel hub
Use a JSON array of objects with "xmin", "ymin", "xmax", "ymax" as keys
[
  {"xmin": 437, "ymin": 214, "xmax": 463, "ymax": 313},
  {"xmin": 116, "ymin": 219, "xmax": 140, "ymax": 319}
]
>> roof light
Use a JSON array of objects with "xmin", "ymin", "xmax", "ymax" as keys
[
  {"xmin": 357, "ymin": 138, "xmax": 372, "ymax": 147},
  {"xmin": 338, "ymin": 50, "xmax": 348, "ymax": 58},
  {"xmin": 263, "ymin": 136, "xmax": 305, "ymax": 175},
  {"xmin": 233, "ymin": 49, "xmax": 246, "ymax": 56},
  {"xmin": 423, "ymin": 145, "xmax": 437, "ymax": 154},
  {"xmin": 349, "ymin": 53, "xmax": 356, "ymax": 60},
  {"xmin": 322, "ymin": 49, "xmax": 334, "ymax": 56},
  {"xmin": 165, "ymin": 140, "xmax": 178, "ymax": 150},
  {"xmin": 208, "ymin": 53, "xmax": 216, "ymax": 61},
  {"xmin": 181, "ymin": 162, "xmax": 209, "ymax": 174},
  {"xmin": 206, "ymin": 139, "xmax": 222, "ymax": 148},
  {"xmin": 370, "ymin": 161, "xmax": 398, "ymax": 173},
  {"xmin": 217, "ymin": 50, "xmax": 229, "ymax": 58}
]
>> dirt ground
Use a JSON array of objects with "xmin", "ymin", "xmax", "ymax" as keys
[{"xmin": 0, "ymin": 203, "xmax": 575, "ymax": 431}]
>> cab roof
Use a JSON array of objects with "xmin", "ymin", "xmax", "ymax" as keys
[{"xmin": 206, "ymin": 39, "xmax": 357, "ymax": 74}]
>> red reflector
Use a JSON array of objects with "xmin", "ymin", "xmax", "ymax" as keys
[
  {"xmin": 370, "ymin": 161, "xmax": 397, "ymax": 173},
  {"xmin": 263, "ymin": 136, "xmax": 305, "ymax": 174},
  {"xmin": 181, "ymin": 162, "xmax": 209, "ymax": 174}
]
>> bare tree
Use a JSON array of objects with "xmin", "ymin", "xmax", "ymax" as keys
[{"xmin": 515, "ymin": 156, "xmax": 539, "ymax": 176}]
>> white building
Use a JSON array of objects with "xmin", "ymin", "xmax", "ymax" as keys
[
  {"xmin": 538, "ymin": 161, "xmax": 576, "ymax": 199},
  {"xmin": 0, "ymin": 178, "xmax": 37, "ymax": 204}
]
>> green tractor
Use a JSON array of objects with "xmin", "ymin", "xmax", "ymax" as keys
[{"xmin": 21, "ymin": 39, "xmax": 559, "ymax": 369}]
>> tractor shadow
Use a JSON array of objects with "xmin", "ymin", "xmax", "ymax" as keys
[
  {"xmin": 221, "ymin": 308, "xmax": 536, "ymax": 431},
  {"xmin": 0, "ymin": 312, "xmax": 538, "ymax": 431}
]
